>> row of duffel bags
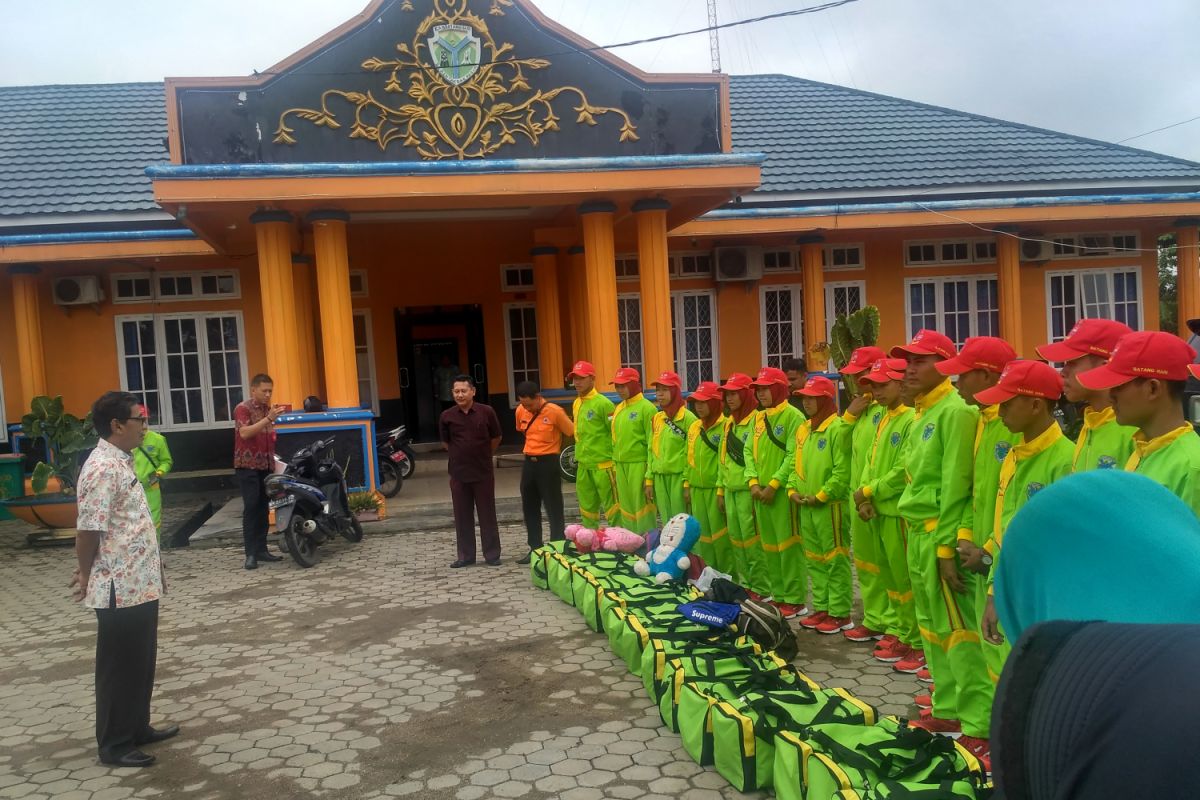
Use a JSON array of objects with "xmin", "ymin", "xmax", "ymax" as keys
[{"xmin": 529, "ymin": 543, "xmax": 990, "ymax": 798}]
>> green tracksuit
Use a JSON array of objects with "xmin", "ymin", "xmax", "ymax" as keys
[
  {"xmin": 1126, "ymin": 424, "xmax": 1200, "ymax": 517},
  {"xmin": 958, "ymin": 406, "xmax": 1020, "ymax": 684},
  {"xmin": 572, "ymin": 390, "xmax": 618, "ymax": 526},
  {"xmin": 843, "ymin": 403, "xmax": 887, "ymax": 630},
  {"xmin": 984, "ymin": 423, "xmax": 1075, "ymax": 679},
  {"xmin": 788, "ymin": 415, "xmax": 852, "ymax": 617},
  {"xmin": 746, "ymin": 401, "xmax": 806, "ymax": 605},
  {"xmin": 1072, "ymin": 406, "xmax": 1136, "ymax": 472},
  {"xmin": 859, "ymin": 405, "xmax": 917, "ymax": 647},
  {"xmin": 720, "ymin": 413, "xmax": 770, "ymax": 596},
  {"xmin": 133, "ymin": 429, "xmax": 174, "ymax": 535},
  {"xmin": 897, "ymin": 379, "xmax": 990, "ymax": 739},
  {"xmin": 648, "ymin": 405, "xmax": 698, "ymax": 526},
  {"xmin": 687, "ymin": 416, "xmax": 731, "ymax": 574},
  {"xmin": 611, "ymin": 393, "xmax": 657, "ymax": 533}
]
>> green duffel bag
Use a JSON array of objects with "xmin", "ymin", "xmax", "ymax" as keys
[
  {"xmin": 569, "ymin": 550, "xmax": 637, "ymax": 579},
  {"xmin": 546, "ymin": 552, "xmax": 577, "ymax": 606},
  {"xmin": 530, "ymin": 540, "xmax": 571, "ymax": 589},
  {"xmin": 834, "ymin": 778, "xmax": 991, "ymax": 799},
  {"xmin": 654, "ymin": 644, "xmax": 786, "ymax": 733},
  {"xmin": 607, "ymin": 608, "xmax": 716, "ymax": 676},
  {"xmin": 640, "ymin": 633, "xmax": 757, "ymax": 703},
  {"xmin": 572, "ymin": 566, "xmax": 608, "ymax": 632},
  {"xmin": 776, "ymin": 717, "xmax": 985, "ymax": 800},
  {"xmin": 598, "ymin": 580, "xmax": 695, "ymax": 631},
  {"xmin": 711, "ymin": 686, "xmax": 878, "ymax": 793}
]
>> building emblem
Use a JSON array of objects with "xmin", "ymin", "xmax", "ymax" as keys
[{"xmin": 428, "ymin": 24, "xmax": 481, "ymax": 85}]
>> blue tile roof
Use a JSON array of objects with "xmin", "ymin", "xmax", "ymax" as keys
[
  {"xmin": 728, "ymin": 73, "xmax": 1200, "ymax": 200},
  {"xmin": 0, "ymin": 82, "xmax": 168, "ymax": 219}
]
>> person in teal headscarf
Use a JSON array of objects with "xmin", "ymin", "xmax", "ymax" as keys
[{"xmin": 992, "ymin": 469, "xmax": 1200, "ymax": 645}]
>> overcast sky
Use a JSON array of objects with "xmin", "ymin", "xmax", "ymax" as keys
[{"xmin": 3, "ymin": 0, "xmax": 1197, "ymax": 162}]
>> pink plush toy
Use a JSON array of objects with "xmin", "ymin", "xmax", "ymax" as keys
[
  {"xmin": 599, "ymin": 527, "xmax": 644, "ymax": 553},
  {"xmin": 564, "ymin": 524, "xmax": 644, "ymax": 554}
]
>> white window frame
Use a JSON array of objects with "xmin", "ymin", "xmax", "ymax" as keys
[
  {"xmin": 670, "ymin": 251, "xmax": 714, "ymax": 278},
  {"xmin": 823, "ymin": 243, "xmax": 866, "ymax": 272},
  {"xmin": 824, "ymin": 280, "xmax": 868, "ymax": 342},
  {"xmin": 114, "ymin": 311, "xmax": 249, "ymax": 431},
  {"xmin": 1047, "ymin": 231, "xmax": 1140, "ymax": 260},
  {"xmin": 617, "ymin": 293, "xmax": 645, "ymax": 377},
  {"xmin": 352, "ymin": 309, "xmax": 379, "ymax": 414},
  {"xmin": 759, "ymin": 284, "xmax": 804, "ymax": 369},
  {"xmin": 502, "ymin": 302, "xmax": 539, "ymax": 407},
  {"xmin": 111, "ymin": 273, "xmax": 155, "ymax": 302},
  {"xmin": 903, "ymin": 274, "xmax": 1000, "ymax": 347},
  {"xmin": 763, "ymin": 248, "xmax": 799, "ymax": 274},
  {"xmin": 670, "ymin": 289, "xmax": 720, "ymax": 387},
  {"xmin": 904, "ymin": 237, "xmax": 998, "ymax": 267},
  {"xmin": 615, "ymin": 253, "xmax": 640, "ymax": 282},
  {"xmin": 1043, "ymin": 266, "xmax": 1143, "ymax": 344},
  {"xmin": 499, "ymin": 263, "xmax": 535, "ymax": 292},
  {"xmin": 111, "ymin": 270, "xmax": 241, "ymax": 304},
  {"xmin": 349, "ymin": 270, "xmax": 369, "ymax": 297}
]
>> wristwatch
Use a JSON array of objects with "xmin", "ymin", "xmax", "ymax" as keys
[{"xmin": 980, "ymin": 553, "xmax": 994, "ymax": 568}]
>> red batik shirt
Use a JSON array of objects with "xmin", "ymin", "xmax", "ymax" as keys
[{"xmin": 233, "ymin": 399, "xmax": 276, "ymax": 471}]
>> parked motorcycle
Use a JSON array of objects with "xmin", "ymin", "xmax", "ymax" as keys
[
  {"xmin": 376, "ymin": 423, "xmax": 416, "ymax": 490},
  {"xmin": 265, "ymin": 437, "xmax": 362, "ymax": 568}
]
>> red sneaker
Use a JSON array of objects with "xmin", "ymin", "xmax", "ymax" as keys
[
  {"xmin": 918, "ymin": 707, "xmax": 933, "ymax": 719},
  {"xmin": 843, "ymin": 625, "xmax": 884, "ymax": 643},
  {"xmin": 894, "ymin": 649, "xmax": 926, "ymax": 674},
  {"xmin": 914, "ymin": 693, "xmax": 932, "ymax": 709},
  {"xmin": 957, "ymin": 735, "xmax": 991, "ymax": 774},
  {"xmin": 916, "ymin": 666, "xmax": 933, "ymax": 683},
  {"xmin": 746, "ymin": 590, "xmax": 764, "ymax": 602},
  {"xmin": 873, "ymin": 637, "xmax": 904, "ymax": 663},
  {"xmin": 799, "ymin": 611, "xmax": 829, "ymax": 629},
  {"xmin": 815, "ymin": 615, "xmax": 854, "ymax": 635},
  {"xmin": 908, "ymin": 716, "xmax": 961, "ymax": 736},
  {"xmin": 774, "ymin": 602, "xmax": 808, "ymax": 619}
]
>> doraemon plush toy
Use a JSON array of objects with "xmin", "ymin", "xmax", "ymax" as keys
[{"xmin": 634, "ymin": 513, "xmax": 701, "ymax": 583}]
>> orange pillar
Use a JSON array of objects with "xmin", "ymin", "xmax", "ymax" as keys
[
  {"xmin": 1176, "ymin": 220, "xmax": 1200, "ymax": 339},
  {"xmin": 996, "ymin": 233, "xmax": 1025, "ymax": 355},
  {"xmin": 291, "ymin": 254, "xmax": 320, "ymax": 400},
  {"xmin": 579, "ymin": 202, "xmax": 621, "ymax": 384},
  {"xmin": 309, "ymin": 211, "xmax": 361, "ymax": 410},
  {"xmin": 798, "ymin": 236, "xmax": 826, "ymax": 369},
  {"xmin": 567, "ymin": 245, "xmax": 588, "ymax": 362},
  {"xmin": 531, "ymin": 246, "xmax": 565, "ymax": 390},
  {"xmin": 634, "ymin": 199, "xmax": 675, "ymax": 376},
  {"xmin": 252, "ymin": 211, "xmax": 305, "ymax": 409},
  {"xmin": 9, "ymin": 266, "xmax": 47, "ymax": 409}
]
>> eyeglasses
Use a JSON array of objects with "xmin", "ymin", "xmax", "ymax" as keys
[{"xmin": 124, "ymin": 416, "xmax": 149, "ymax": 425}]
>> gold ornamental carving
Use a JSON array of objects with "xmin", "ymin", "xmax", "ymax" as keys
[{"xmin": 274, "ymin": 0, "xmax": 638, "ymax": 160}]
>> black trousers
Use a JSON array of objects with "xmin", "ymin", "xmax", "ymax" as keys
[
  {"xmin": 237, "ymin": 468, "xmax": 270, "ymax": 557},
  {"xmin": 521, "ymin": 454, "xmax": 565, "ymax": 549},
  {"xmin": 96, "ymin": 595, "xmax": 158, "ymax": 761},
  {"xmin": 450, "ymin": 476, "xmax": 501, "ymax": 563}
]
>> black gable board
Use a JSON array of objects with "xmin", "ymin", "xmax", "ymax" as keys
[{"xmin": 176, "ymin": 0, "xmax": 723, "ymax": 164}]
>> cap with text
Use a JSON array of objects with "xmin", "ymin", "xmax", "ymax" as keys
[
  {"xmin": 653, "ymin": 371, "xmax": 683, "ymax": 389},
  {"xmin": 839, "ymin": 346, "xmax": 888, "ymax": 375},
  {"xmin": 974, "ymin": 360, "xmax": 1064, "ymax": 405},
  {"xmin": 794, "ymin": 375, "xmax": 838, "ymax": 398},
  {"xmin": 1036, "ymin": 318, "xmax": 1133, "ymax": 363},
  {"xmin": 750, "ymin": 366, "xmax": 790, "ymax": 387},
  {"xmin": 689, "ymin": 381, "xmax": 722, "ymax": 402},
  {"xmin": 935, "ymin": 336, "xmax": 1018, "ymax": 376},
  {"xmin": 720, "ymin": 373, "xmax": 754, "ymax": 392},
  {"xmin": 611, "ymin": 367, "xmax": 641, "ymax": 385},
  {"xmin": 1076, "ymin": 331, "xmax": 1196, "ymax": 390},
  {"xmin": 858, "ymin": 358, "xmax": 908, "ymax": 385},
  {"xmin": 890, "ymin": 329, "xmax": 957, "ymax": 360},
  {"xmin": 566, "ymin": 360, "xmax": 595, "ymax": 381}
]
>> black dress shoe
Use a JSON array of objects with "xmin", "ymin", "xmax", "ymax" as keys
[
  {"xmin": 137, "ymin": 724, "xmax": 180, "ymax": 745},
  {"xmin": 256, "ymin": 550, "xmax": 283, "ymax": 563},
  {"xmin": 244, "ymin": 555, "xmax": 258, "ymax": 570},
  {"xmin": 515, "ymin": 551, "xmax": 533, "ymax": 565},
  {"xmin": 449, "ymin": 559, "xmax": 476, "ymax": 568},
  {"xmin": 485, "ymin": 558, "xmax": 502, "ymax": 566},
  {"xmin": 101, "ymin": 750, "xmax": 155, "ymax": 768}
]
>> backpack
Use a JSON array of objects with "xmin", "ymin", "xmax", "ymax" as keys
[{"xmin": 735, "ymin": 599, "xmax": 799, "ymax": 662}]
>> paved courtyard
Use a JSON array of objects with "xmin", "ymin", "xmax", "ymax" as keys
[{"xmin": 0, "ymin": 520, "xmax": 922, "ymax": 800}]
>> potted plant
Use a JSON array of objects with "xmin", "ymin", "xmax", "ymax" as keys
[
  {"xmin": 348, "ymin": 491, "xmax": 383, "ymax": 523},
  {"xmin": 1, "ymin": 395, "xmax": 98, "ymax": 534}
]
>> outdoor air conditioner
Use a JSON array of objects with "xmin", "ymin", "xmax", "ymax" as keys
[
  {"xmin": 713, "ymin": 246, "xmax": 764, "ymax": 282},
  {"xmin": 1020, "ymin": 239, "xmax": 1053, "ymax": 261},
  {"xmin": 52, "ymin": 276, "xmax": 105, "ymax": 306}
]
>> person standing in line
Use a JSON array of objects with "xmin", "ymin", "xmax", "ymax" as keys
[
  {"xmin": 646, "ymin": 371, "xmax": 698, "ymax": 524},
  {"xmin": 234, "ymin": 374, "xmax": 285, "ymax": 571},
  {"xmin": 718, "ymin": 374, "xmax": 771, "ymax": 599},
  {"xmin": 685, "ymin": 381, "xmax": 730, "ymax": 573},
  {"xmin": 782, "ymin": 356, "xmax": 809, "ymax": 411},
  {"xmin": 514, "ymin": 380, "xmax": 574, "ymax": 565},
  {"xmin": 1034, "ymin": 318, "xmax": 1136, "ymax": 472},
  {"xmin": 568, "ymin": 361, "xmax": 618, "ymax": 528},
  {"xmin": 746, "ymin": 366, "xmax": 807, "ymax": 618},
  {"xmin": 440, "ymin": 375, "xmax": 503, "ymax": 568},
  {"xmin": 72, "ymin": 391, "xmax": 178, "ymax": 768},
  {"xmin": 132, "ymin": 405, "xmax": 173, "ymax": 542},
  {"xmin": 610, "ymin": 368, "xmax": 657, "ymax": 533}
]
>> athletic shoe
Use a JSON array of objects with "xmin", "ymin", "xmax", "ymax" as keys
[
  {"xmin": 957, "ymin": 735, "xmax": 991, "ymax": 774},
  {"xmin": 843, "ymin": 625, "xmax": 884, "ymax": 643},
  {"xmin": 914, "ymin": 693, "xmax": 933, "ymax": 709},
  {"xmin": 916, "ymin": 666, "xmax": 933, "ymax": 683},
  {"xmin": 873, "ymin": 636, "xmax": 904, "ymax": 663},
  {"xmin": 908, "ymin": 716, "xmax": 961, "ymax": 736},
  {"xmin": 815, "ymin": 615, "xmax": 854, "ymax": 635},
  {"xmin": 774, "ymin": 603, "xmax": 807, "ymax": 619},
  {"xmin": 746, "ymin": 590, "xmax": 764, "ymax": 602},
  {"xmin": 798, "ymin": 611, "xmax": 829, "ymax": 630},
  {"xmin": 893, "ymin": 649, "xmax": 926, "ymax": 674},
  {"xmin": 918, "ymin": 707, "xmax": 933, "ymax": 719}
]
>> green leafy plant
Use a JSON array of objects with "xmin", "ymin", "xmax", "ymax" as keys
[
  {"xmin": 348, "ymin": 491, "xmax": 383, "ymax": 515},
  {"xmin": 829, "ymin": 306, "xmax": 881, "ymax": 394},
  {"xmin": 20, "ymin": 395, "xmax": 98, "ymax": 494}
]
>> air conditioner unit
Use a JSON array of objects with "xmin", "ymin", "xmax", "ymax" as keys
[
  {"xmin": 1020, "ymin": 240, "xmax": 1053, "ymax": 261},
  {"xmin": 53, "ymin": 276, "xmax": 105, "ymax": 306},
  {"xmin": 713, "ymin": 246, "xmax": 764, "ymax": 282}
]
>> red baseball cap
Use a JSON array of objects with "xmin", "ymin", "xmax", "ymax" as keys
[
  {"xmin": 1077, "ymin": 331, "xmax": 1196, "ymax": 389},
  {"xmin": 794, "ymin": 375, "xmax": 838, "ymax": 398},
  {"xmin": 934, "ymin": 336, "xmax": 1017, "ymax": 376},
  {"xmin": 858, "ymin": 358, "xmax": 907, "ymax": 385},
  {"xmin": 890, "ymin": 329, "xmax": 957, "ymax": 360},
  {"xmin": 839, "ymin": 346, "xmax": 887, "ymax": 375},
  {"xmin": 974, "ymin": 360, "xmax": 1064, "ymax": 405},
  {"xmin": 750, "ymin": 366, "xmax": 789, "ymax": 387},
  {"xmin": 611, "ymin": 367, "xmax": 641, "ymax": 385},
  {"xmin": 566, "ymin": 360, "xmax": 595, "ymax": 381},
  {"xmin": 653, "ymin": 371, "xmax": 683, "ymax": 389},
  {"xmin": 689, "ymin": 381, "xmax": 722, "ymax": 402},
  {"xmin": 720, "ymin": 373, "xmax": 753, "ymax": 392},
  {"xmin": 1035, "ymin": 319, "xmax": 1134, "ymax": 362}
]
